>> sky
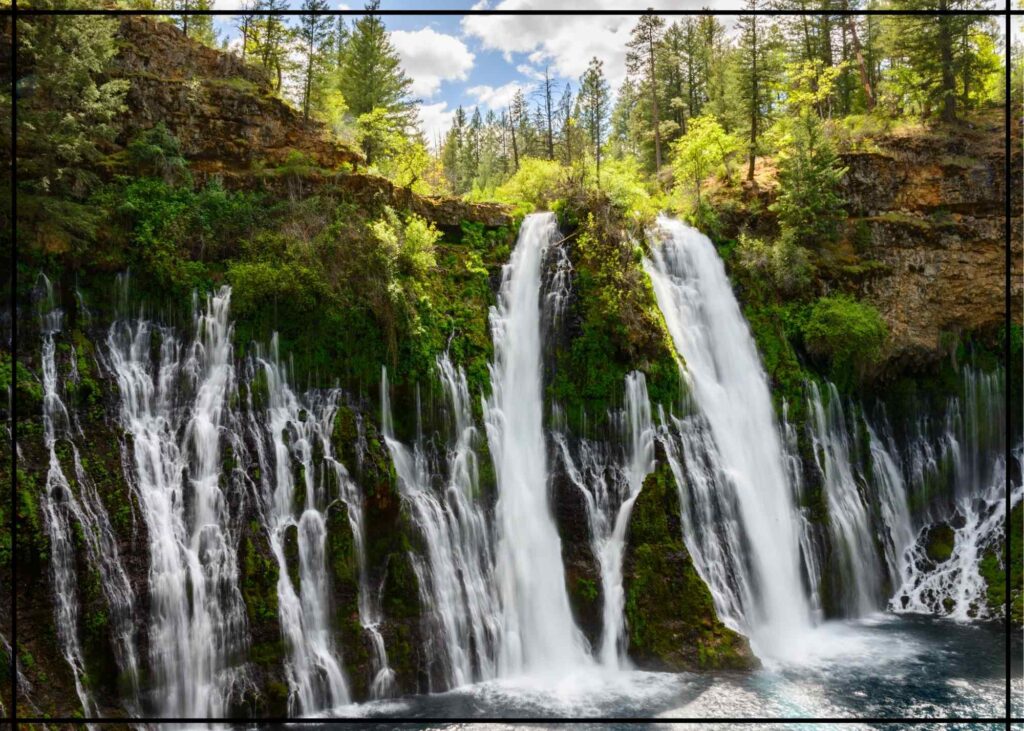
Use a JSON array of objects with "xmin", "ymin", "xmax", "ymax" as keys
[
  {"xmin": 209, "ymin": 0, "xmax": 750, "ymax": 145},
  {"xmin": 209, "ymin": 0, "xmax": 1008, "ymax": 147}
]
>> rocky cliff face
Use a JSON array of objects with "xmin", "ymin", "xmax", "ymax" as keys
[{"xmin": 834, "ymin": 117, "xmax": 1020, "ymax": 372}]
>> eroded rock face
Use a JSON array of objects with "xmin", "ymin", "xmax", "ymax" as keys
[
  {"xmin": 109, "ymin": 17, "xmax": 512, "ymax": 233},
  {"xmin": 113, "ymin": 17, "xmax": 363, "ymax": 173},
  {"xmin": 836, "ymin": 121, "xmax": 1021, "ymax": 371}
]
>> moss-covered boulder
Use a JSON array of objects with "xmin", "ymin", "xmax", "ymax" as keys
[
  {"xmin": 622, "ymin": 459, "xmax": 757, "ymax": 671},
  {"xmin": 979, "ymin": 502, "xmax": 1024, "ymax": 625},
  {"xmin": 923, "ymin": 522, "xmax": 956, "ymax": 563}
]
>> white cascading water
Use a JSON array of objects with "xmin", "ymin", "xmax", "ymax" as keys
[
  {"xmin": 887, "ymin": 367, "xmax": 1020, "ymax": 619},
  {"xmin": 37, "ymin": 277, "xmax": 141, "ymax": 718},
  {"xmin": 644, "ymin": 217, "xmax": 812, "ymax": 654},
  {"xmin": 252, "ymin": 339, "xmax": 350, "ymax": 713},
  {"xmin": 107, "ymin": 286, "xmax": 248, "ymax": 717},
  {"xmin": 380, "ymin": 357, "xmax": 501, "ymax": 690},
  {"xmin": 599, "ymin": 372, "xmax": 655, "ymax": 667},
  {"xmin": 483, "ymin": 212, "xmax": 591, "ymax": 675},
  {"xmin": 805, "ymin": 382, "xmax": 887, "ymax": 616},
  {"xmin": 554, "ymin": 372, "xmax": 655, "ymax": 668}
]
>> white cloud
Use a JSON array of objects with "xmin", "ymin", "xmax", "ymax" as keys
[
  {"xmin": 516, "ymin": 63, "xmax": 547, "ymax": 81},
  {"xmin": 391, "ymin": 28, "xmax": 475, "ymax": 99},
  {"xmin": 462, "ymin": 0, "xmax": 741, "ymax": 91},
  {"xmin": 467, "ymin": 81, "xmax": 533, "ymax": 111},
  {"xmin": 417, "ymin": 101, "xmax": 457, "ymax": 150}
]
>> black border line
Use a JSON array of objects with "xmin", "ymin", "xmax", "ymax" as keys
[
  {"xmin": 6, "ymin": 2, "xmax": 1021, "ymax": 727},
  {"xmin": 1006, "ymin": 3, "xmax": 1013, "ymax": 726},
  {"xmin": 7, "ymin": 0, "xmax": 14, "ymax": 725}
]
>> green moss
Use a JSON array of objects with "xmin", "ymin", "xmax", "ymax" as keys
[
  {"xmin": 979, "ymin": 502, "xmax": 1024, "ymax": 624},
  {"xmin": 924, "ymin": 523, "xmax": 956, "ymax": 563},
  {"xmin": 623, "ymin": 462, "xmax": 756, "ymax": 671},
  {"xmin": 549, "ymin": 199, "xmax": 682, "ymax": 431},
  {"xmin": 802, "ymin": 294, "xmax": 888, "ymax": 389}
]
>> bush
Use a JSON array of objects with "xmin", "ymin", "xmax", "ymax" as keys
[
  {"xmin": 734, "ymin": 233, "xmax": 813, "ymax": 296},
  {"xmin": 479, "ymin": 157, "xmax": 567, "ymax": 211},
  {"xmin": 802, "ymin": 294, "xmax": 888, "ymax": 386}
]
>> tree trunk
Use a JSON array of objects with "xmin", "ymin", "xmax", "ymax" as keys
[
  {"xmin": 939, "ymin": 10, "xmax": 957, "ymax": 123},
  {"xmin": 845, "ymin": 15, "xmax": 875, "ymax": 111},
  {"xmin": 508, "ymin": 106, "xmax": 519, "ymax": 171},
  {"xmin": 747, "ymin": 16, "xmax": 757, "ymax": 182}
]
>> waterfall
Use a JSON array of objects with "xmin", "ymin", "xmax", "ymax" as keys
[
  {"xmin": 37, "ymin": 276, "xmax": 140, "ymax": 718},
  {"xmin": 339, "ymin": 411, "xmax": 396, "ymax": 700},
  {"xmin": 885, "ymin": 367, "xmax": 1019, "ymax": 619},
  {"xmin": 107, "ymin": 286, "xmax": 248, "ymax": 717},
  {"xmin": 483, "ymin": 212, "xmax": 591, "ymax": 675},
  {"xmin": 806, "ymin": 382, "xmax": 887, "ymax": 616},
  {"xmin": 380, "ymin": 357, "xmax": 500, "ymax": 690},
  {"xmin": 251, "ymin": 339, "xmax": 349, "ymax": 714},
  {"xmin": 644, "ymin": 217, "xmax": 812, "ymax": 653},
  {"xmin": 554, "ymin": 373, "xmax": 655, "ymax": 668}
]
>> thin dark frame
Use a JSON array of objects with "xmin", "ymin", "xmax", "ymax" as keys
[{"xmin": 5, "ymin": 1, "xmax": 1020, "ymax": 726}]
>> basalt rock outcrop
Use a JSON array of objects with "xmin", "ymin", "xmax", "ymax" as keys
[{"xmin": 834, "ymin": 117, "xmax": 1021, "ymax": 372}]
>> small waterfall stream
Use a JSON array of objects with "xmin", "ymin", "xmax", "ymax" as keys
[
  {"xmin": 37, "ymin": 276, "xmax": 141, "ymax": 718},
  {"xmin": 380, "ymin": 356, "xmax": 500, "ymax": 691},
  {"xmin": 107, "ymin": 287, "xmax": 248, "ymax": 717},
  {"xmin": 252, "ymin": 340, "xmax": 350, "ymax": 713},
  {"xmin": 806, "ymin": 382, "xmax": 887, "ymax": 616}
]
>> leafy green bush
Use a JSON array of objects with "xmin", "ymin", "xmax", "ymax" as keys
[
  {"xmin": 802, "ymin": 294, "xmax": 888, "ymax": 386},
  {"xmin": 475, "ymin": 157, "xmax": 567, "ymax": 211}
]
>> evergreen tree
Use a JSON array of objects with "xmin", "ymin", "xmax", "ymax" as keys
[
  {"xmin": 298, "ymin": 0, "xmax": 334, "ymax": 121},
  {"xmin": 338, "ymin": 0, "xmax": 416, "ymax": 161},
  {"xmin": 626, "ymin": 13, "xmax": 667, "ymax": 171},
  {"xmin": 17, "ymin": 14, "xmax": 129, "ymax": 236},
  {"xmin": 578, "ymin": 57, "xmax": 610, "ymax": 184},
  {"xmin": 737, "ymin": 0, "xmax": 782, "ymax": 180},
  {"xmin": 251, "ymin": 0, "xmax": 292, "ymax": 91}
]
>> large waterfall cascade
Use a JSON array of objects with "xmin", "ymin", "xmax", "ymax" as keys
[
  {"xmin": 484, "ymin": 212, "xmax": 593, "ymax": 675},
  {"xmin": 23, "ymin": 212, "xmax": 1018, "ymax": 718},
  {"xmin": 644, "ymin": 217, "xmax": 814, "ymax": 656}
]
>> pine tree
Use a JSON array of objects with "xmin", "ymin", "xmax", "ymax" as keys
[
  {"xmin": 626, "ymin": 13, "xmax": 667, "ymax": 171},
  {"xmin": 298, "ymin": 0, "xmax": 333, "ymax": 121},
  {"xmin": 556, "ymin": 82, "xmax": 576, "ymax": 166},
  {"xmin": 251, "ymin": 0, "xmax": 292, "ymax": 91},
  {"xmin": 578, "ymin": 57, "xmax": 610, "ymax": 185},
  {"xmin": 338, "ymin": 0, "xmax": 416, "ymax": 161}
]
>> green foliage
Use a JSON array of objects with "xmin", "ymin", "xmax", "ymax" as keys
[
  {"xmin": 102, "ymin": 177, "xmax": 264, "ymax": 299},
  {"xmin": 125, "ymin": 124, "xmax": 190, "ymax": 185},
  {"xmin": 802, "ymin": 295, "xmax": 888, "ymax": 387},
  {"xmin": 670, "ymin": 115, "xmax": 739, "ymax": 205},
  {"xmin": 549, "ymin": 206, "xmax": 681, "ymax": 429},
  {"xmin": 482, "ymin": 157, "xmax": 568, "ymax": 212},
  {"xmin": 733, "ymin": 232, "xmax": 812, "ymax": 297},
  {"xmin": 768, "ymin": 116, "xmax": 847, "ymax": 248}
]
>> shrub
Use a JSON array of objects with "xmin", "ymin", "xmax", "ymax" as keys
[
  {"xmin": 481, "ymin": 157, "xmax": 567, "ymax": 211},
  {"xmin": 802, "ymin": 294, "xmax": 888, "ymax": 386},
  {"xmin": 734, "ymin": 233, "xmax": 813, "ymax": 297}
]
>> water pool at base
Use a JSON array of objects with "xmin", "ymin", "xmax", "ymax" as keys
[{"xmin": 305, "ymin": 615, "xmax": 1020, "ymax": 725}]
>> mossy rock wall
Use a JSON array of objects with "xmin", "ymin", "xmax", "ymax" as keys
[{"xmin": 622, "ymin": 454, "xmax": 757, "ymax": 672}]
